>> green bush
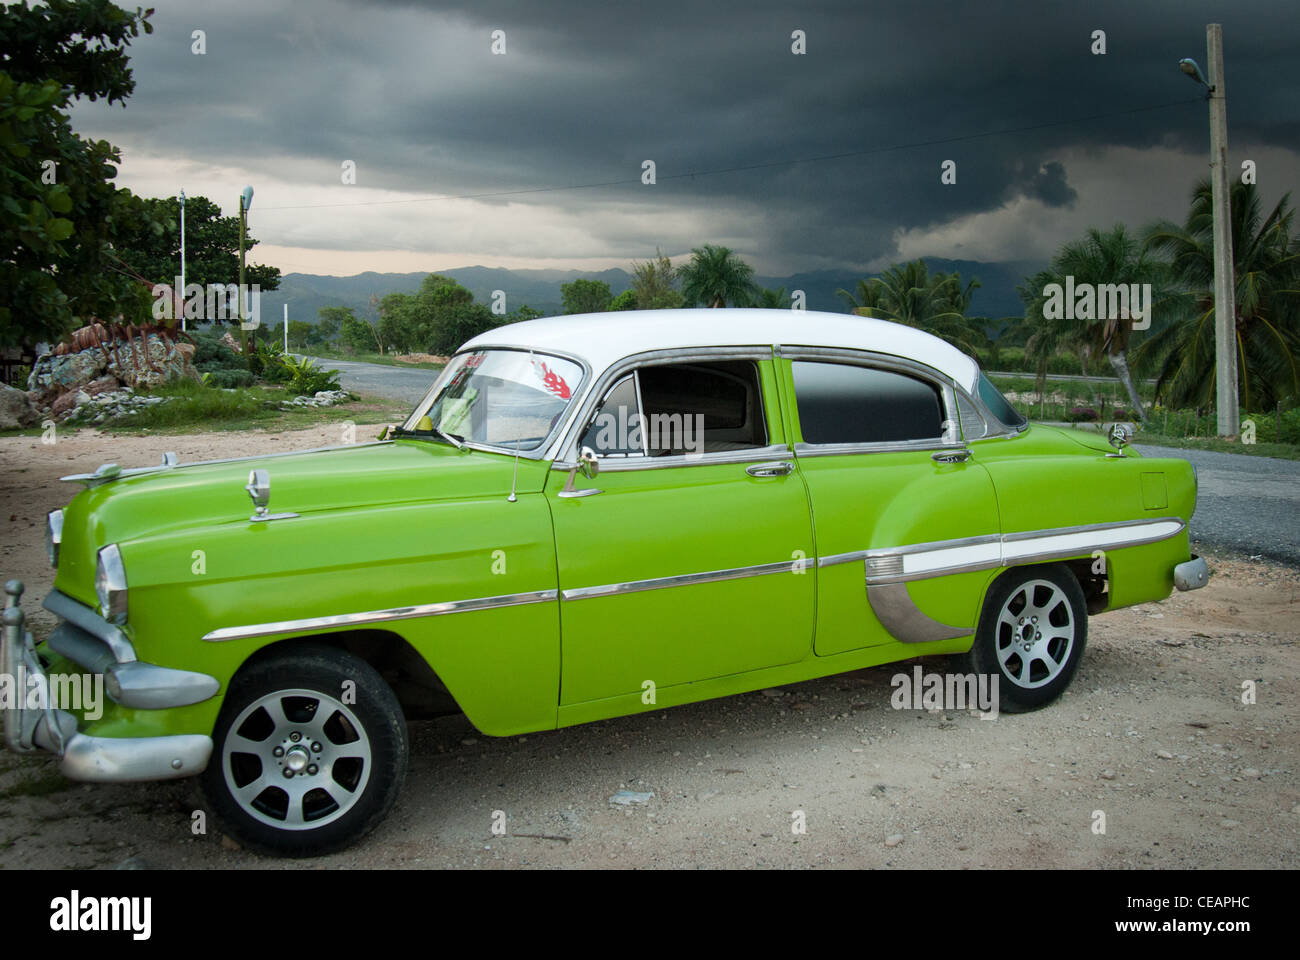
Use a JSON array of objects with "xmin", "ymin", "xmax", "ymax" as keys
[
  {"xmin": 203, "ymin": 369, "xmax": 255, "ymax": 388},
  {"xmin": 282, "ymin": 355, "xmax": 341, "ymax": 395},
  {"xmin": 190, "ymin": 328, "xmax": 247, "ymax": 374}
]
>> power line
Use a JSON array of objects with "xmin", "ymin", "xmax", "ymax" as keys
[{"xmin": 257, "ymin": 96, "xmax": 1204, "ymax": 213}]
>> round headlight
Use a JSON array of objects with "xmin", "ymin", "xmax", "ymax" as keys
[
  {"xmin": 46, "ymin": 510, "xmax": 64, "ymax": 568},
  {"xmin": 95, "ymin": 543, "xmax": 128, "ymax": 625}
]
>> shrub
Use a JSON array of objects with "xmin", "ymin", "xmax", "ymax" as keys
[
  {"xmin": 1065, "ymin": 406, "xmax": 1099, "ymax": 423},
  {"xmin": 282, "ymin": 355, "xmax": 341, "ymax": 395},
  {"xmin": 203, "ymin": 369, "xmax": 256, "ymax": 389}
]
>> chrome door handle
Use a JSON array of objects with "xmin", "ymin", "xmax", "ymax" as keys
[
  {"xmin": 746, "ymin": 461, "xmax": 795, "ymax": 477},
  {"xmin": 931, "ymin": 449, "xmax": 972, "ymax": 464}
]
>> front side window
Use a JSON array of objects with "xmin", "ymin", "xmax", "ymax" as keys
[
  {"xmin": 402, "ymin": 349, "xmax": 583, "ymax": 451},
  {"xmin": 792, "ymin": 361, "xmax": 944, "ymax": 444},
  {"xmin": 578, "ymin": 360, "xmax": 767, "ymax": 458},
  {"xmin": 976, "ymin": 371, "xmax": 1028, "ymax": 430}
]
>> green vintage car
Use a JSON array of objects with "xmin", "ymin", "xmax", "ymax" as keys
[{"xmin": 3, "ymin": 309, "xmax": 1208, "ymax": 855}]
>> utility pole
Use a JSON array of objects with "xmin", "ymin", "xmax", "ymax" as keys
[
  {"xmin": 284, "ymin": 303, "xmax": 288, "ymax": 354},
  {"xmin": 238, "ymin": 193, "xmax": 247, "ymax": 355},
  {"xmin": 179, "ymin": 189, "xmax": 186, "ymax": 333},
  {"xmin": 1207, "ymin": 24, "xmax": 1239, "ymax": 437}
]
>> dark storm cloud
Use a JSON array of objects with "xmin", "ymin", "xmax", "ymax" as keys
[{"xmin": 67, "ymin": 0, "xmax": 1300, "ymax": 269}]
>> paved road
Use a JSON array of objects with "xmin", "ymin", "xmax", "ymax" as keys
[
  {"xmin": 986, "ymin": 370, "xmax": 1158, "ymax": 385},
  {"xmin": 1135, "ymin": 444, "xmax": 1300, "ymax": 566},
  {"xmin": 313, "ymin": 356, "xmax": 1300, "ymax": 565},
  {"xmin": 306, "ymin": 355, "xmax": 438, "ymax": 405}
]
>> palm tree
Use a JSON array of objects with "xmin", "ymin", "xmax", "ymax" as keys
[
  {"xmin": 1136, "ymin": 180, "xmax": 1300, "ymax": 411},
  {"xmin": 677, "ymin": 244, "xmax": 758, "ymax": 308},
  {"xmin": 837, "ymin": 259, "xmax": 989, "ymax": 356},
  {"xmin": 1026, "ymin": 225, "xmax": 1159, "ymax": 420},
  {"xmin": 754, "ymin": 286, "xmax": 788, "ymax": 309}
]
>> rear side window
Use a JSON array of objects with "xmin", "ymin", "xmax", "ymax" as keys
[{"xmin": 792, "ymin": 361, "xmax": 944, "ymax": 444}]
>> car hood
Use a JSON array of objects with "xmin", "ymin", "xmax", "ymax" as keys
[{"xmin": 53, "ymin": 440, "xmax": 541, "ymax": 600}]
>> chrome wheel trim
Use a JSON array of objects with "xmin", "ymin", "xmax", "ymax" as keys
[
  {"xmin": 221, "ymin": 687, "xmax": 373, "ymax": 831},
  {"xmin": 994, "ymin": 579, "xmax": 1076, "ymax": 690}
]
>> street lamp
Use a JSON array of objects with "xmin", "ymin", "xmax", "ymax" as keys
[
  {"xmin": 238, "ymin": 185, "xmax": 254, "ymax": 354},
  {"xmin": 178, "ymin": 189, "xmax": 186, "ymax": 333},
  {"xmin": 1181, "ymin": 27, "xmax": 1239, "ymax": 438}
]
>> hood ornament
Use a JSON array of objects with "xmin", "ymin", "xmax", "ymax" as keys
[{"xmin": 245, "ymin": 469, "xmax": 300, "ymax": 522}]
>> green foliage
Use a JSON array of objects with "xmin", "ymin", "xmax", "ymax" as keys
[
  {"xmin": 754, "ymin": 286, "xmax": 788, "ymax": 309},
  {"xmin": 507, "ymin": 304, "xmax": 544, "ymax": 323},
  {"xmin": 202, "ymin": 368, "xmax": 255, "ymax": 389},
  {"xmin": 112, "ymin": 193, "xmax": 281, "ymax": 312},
  {"xmin": 376, "ymin": 274, "xmax": 499, "ymax": 354},
  {"xmin": 838, "ymin": 259, "xmax": 988, "ymax": 356},
  {"xmin": 314, "ymin": 307, "xmax": 347, "ymax": 344},
  {"xmin": 1136, "ymin": 180, "xmax": 1300, "ymax": 410},
  {"xmin": 190, "ymin": 326, "xmax": 246, "ymax": 373},
  {"xmin": 630, "ymin": 248, "xmax": 683, "ymax": 309},
  {"xmin": 561, "ymin": 278, "xmax": 613, "ymax": 314},
  {"xmin": 0, "ymin": 1, "xmax": 157, "ymax": 347},
  {"xmin": 281, "ymin": 355, "xmax": 340, "ymax": 395},
  {"xmin": 609, "ymin": 289, "xmax": 638, "ymax": 311},
  {"xmin": 340, "ymin": 311, "xmax": 380, "ymax": 354},
  {"xmin": 677, "ymin": 244, "xmax": 757, "ymax": 308}
]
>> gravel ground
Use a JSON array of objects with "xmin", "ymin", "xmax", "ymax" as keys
[{"xmin": 0, "ymin": 426, "xmax": 1296, "ymax": 869}]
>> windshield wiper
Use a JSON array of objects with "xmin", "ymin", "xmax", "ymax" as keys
[{"xmin": 433, "ymin": 425, "xmax": 465, "ymax": 450}]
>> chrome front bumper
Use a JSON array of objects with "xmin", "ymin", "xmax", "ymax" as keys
[
  {"xmin": 3, "ymin": 580, "xmax": 213, "ymax": 782},
  {"xmin": 1174, "ymin": 555, "xmax": 1210, "ymax": 591}
]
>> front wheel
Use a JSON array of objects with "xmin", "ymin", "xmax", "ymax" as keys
[
  {"xmin": 200, "ymin": 644, "xmax": 408, "ymax": 857},
  {"xmin": 955, "ymin": 564, "xmax": 1088, "ymax": 712}
]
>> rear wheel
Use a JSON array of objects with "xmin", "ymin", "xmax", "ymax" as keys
[
  {"xmin": 956, "ymin": 564, "xmax": 1087, "ymax": 712},
  {"xmin": 200, "ymin": 644, "xmax": 408, "ymax": 857}
]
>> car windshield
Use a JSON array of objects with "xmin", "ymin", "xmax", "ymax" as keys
[
  {"xmin": 977, "ymin": 371, "xmax": 1028, "ymax": 430},
  {"xmin": 401, "ymin": 349, "xmax": 583, "ymax": 451}
]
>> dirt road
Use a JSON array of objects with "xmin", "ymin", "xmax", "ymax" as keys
[{"xmin": 1, "ymin": 427, "xmax": 1296, "ymax": 868}]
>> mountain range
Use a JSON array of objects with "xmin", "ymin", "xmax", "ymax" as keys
[{"xmin": 258, "ymin": 258, "xmax": 1045, "ymax": 328}]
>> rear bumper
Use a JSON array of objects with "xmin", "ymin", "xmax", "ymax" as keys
[
  {"xmin": 3, "ymin": 580, "xmax": 213, "ymax": 782},
  {"xmin": 1174, "ymin": 554, "xmax": 1210, "ymax": 591}
]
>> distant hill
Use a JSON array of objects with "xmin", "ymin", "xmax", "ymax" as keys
[{"xmin": 259, "ymin": 258, "xmax": 1043, "ymax": 328}]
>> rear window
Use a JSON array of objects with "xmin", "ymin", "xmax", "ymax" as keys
[{"xmin": 792, "ymin": 361, "xmax": 944, "ymax": 444}]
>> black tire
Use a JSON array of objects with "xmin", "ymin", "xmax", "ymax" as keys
[
  {"xmin": 953, "ymin": 564, "xmax": 1088, "ymax": 712},
  {"xmin": 200, "ymin": 643, "xmax": 408, "ymax": 857}
]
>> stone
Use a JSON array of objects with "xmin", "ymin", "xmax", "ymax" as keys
[
  {"xmin": 609, "ymin": 790, "xmax": 654, "ymax": 806},
  {"xmin": 884, "ymin": 834, "xmax": 904, "ymax": 847},
  {"xmin": 0, "ymin": 382, "xmax": 38, "ymax": 429}
]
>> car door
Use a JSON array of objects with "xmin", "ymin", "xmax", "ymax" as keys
[
  {"xmin": 777, "ymin": 350, "xmax": 1002, "ymax": 655},
  {"xmin": 548, "ymin": 350, "xmax": 815, "ymax": 705}
]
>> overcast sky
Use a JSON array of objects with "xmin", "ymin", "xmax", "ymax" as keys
[{"xmin": 67, "ymin": 0, "xmax": 1300, "ymax": 277}]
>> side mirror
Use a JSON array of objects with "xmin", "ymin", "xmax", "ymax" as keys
[{"xmin": 579, "ymin": 446, "xmax": 600, "ymax": 479}]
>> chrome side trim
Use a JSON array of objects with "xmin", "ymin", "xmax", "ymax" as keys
[
  {"xmin": 566, "ymin": 445, "xmax": 795, "ymax": 473},
  {"xmin": 202, "ymin": 588, "xmax": 559, "ymax": 643},
  {"xmin": 822, "ymin": 518, "xmax": 1186, "ymax": 585},
  {"xmin": 866, "ymin": 582, "xmax": 972, "ymax": 643},
  {"xmin": 60, "ymin": 441, "xmax": 395, "ymax": 485},
  {"xmin": 42, "ymin": 591, "xmax": 136, "ymax": 663},
  {"xmin": 794, "ymin": 440, "xmax": 967, "ymax": 458},
  {"xmin": 561, "ymin": 559, "xmax": 800, "ymax": 601}
]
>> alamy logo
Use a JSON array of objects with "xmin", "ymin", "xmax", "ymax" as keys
[
  {"xmin": 151, "ymin": 276, "xmax": 261, "ymax": 329},
  {"xmin": 1041, "ymin": 276, "xmax": 1151, "ymax": 330},
  {"xmin": 0, "ymin": 667, "xmax": 103, "ymax": 720},
  {"xmin": 890, "ymin": 665, "xmax": 999, "ymax": 718},
  {"xmin": 49, "ymin": 891, "xmax": 151, "ymax": 940}
]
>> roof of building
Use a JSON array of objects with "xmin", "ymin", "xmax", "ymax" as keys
[{"xmin": 463, "ymin": 309, "xmax": 981, "ymax": 392}]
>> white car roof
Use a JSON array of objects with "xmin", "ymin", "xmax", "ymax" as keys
[{"xmin": 463, "ymin": 308, "xmax": 981, "ymax": 393}]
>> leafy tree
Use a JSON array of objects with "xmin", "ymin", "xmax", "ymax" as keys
[
  {"xmin": 561, "ymin": 278, "xmax": 612, "ymax": 314},
  {"xmin": 677, "ymin": 244, "xmax": 757, "ymax": 308},
  {"xmin": 314, "ymin": 307, "xmax": 347, "ymax": 345},
  {"xmin": 285, "ymin": 319, "xmax": 313, "ymax": 350},
  {"xmin": 340, "ymin": 311, "xmax": 381, "ymax": 354},
  {"xmin": 609, "ymin": 289, "xmax": 637, "ymax": 311},
  {"xmin": 754, "ymin": 286, "xmax": 788, "ymax": 309},
  {"xmin": 1136, "ymin": 180, "xmax": 1300, "ymax": 411},
  {"xmin": 630, "ymin": 248, "xmax": 683, "ymax": 309},
  {"xmin": 114, "ymin": 194, "xmax": 281, "ymax": 310},
  {"xmin": 507, "ymin": 304, "xmax": 544, "ymax": 323},
  {"xmin": 0, "ymin": 0, "xmax": 157, "ymax": 347}
]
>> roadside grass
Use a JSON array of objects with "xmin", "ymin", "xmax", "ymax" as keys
[
  {"xmin": 989, "ymin": 376, "xmax": 1300, "ymax": 460},
  {"xmin": 0, "ymin": 382, "xmax": 411, "ymax": 438},
  {"xmin": 307, "ymin": 348, "xmax": 445, "ymax": 370}
]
